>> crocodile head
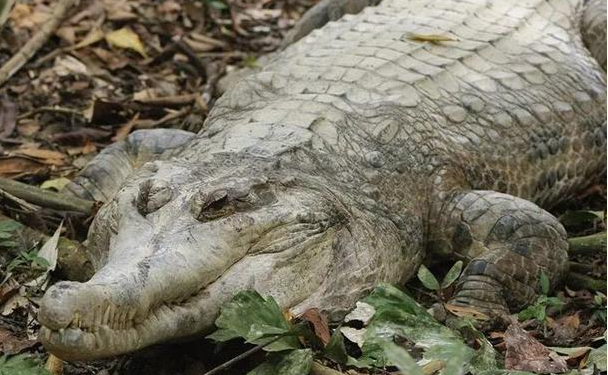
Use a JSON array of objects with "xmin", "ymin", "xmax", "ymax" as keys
[{"xmin": 38, "ymin": 157, "xmax": 414, "ymax": 360}]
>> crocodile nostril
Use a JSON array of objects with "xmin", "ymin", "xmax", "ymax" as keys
[
  {"xmin": 137, "ymin": 179, "xmax": 173, "ymax": 216},
  {"xmin": 39, "ymin": 281, "xmax": 83, "ymax": 330}
]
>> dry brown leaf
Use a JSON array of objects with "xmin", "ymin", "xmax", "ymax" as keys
[
  {"xmin": 72, "ymin": 27, "xmax": 105, "ymax": 50},
  {"xmin": 14, "ymin": 148, "xmax": 66, "ymax": 166},
  {"xmin": 0, "ymin": 278, "xmax": 19, "ymax": 306},
  {"xmin": 17, "ymin": 120, "xmax": 41, "ymax": 137},
  {"xmin": 0, "ymin": 156, "xmax": 48, "ymax": 178},
  {"xmin": 56, "ymin": 26, "xmax": 76, "ymax": 44},
  {"xmin": 113, "ymin": 113, "xmax": 140, "ymax": 141},
  {"xmin": 444, "ymin": 303, "xmax": 490, "ymax": 321},
  {"xmin": 504, "ymin": 322, "xmax": 569, "ymax": 373},
  {"xmin": 300, "ymin": 308, "xmax": 331, "ymax": 346},
  {"xmin": 405, "ymin": 32, "xmax": 458, "ymax": 43},
  {"xmin": 0, "ymin": 327, "xmax": 38, "ymax": 354},
  {"xmin": 53, "ymin": 55, "xmax": 89, "ymax": 76},
  {"xmin": 45, "ymin": 354, "xmax": 63, "ymax": 375},
  {"xmin": 10, "ymin": 3, "xmax": 49, "ymax": 30}
]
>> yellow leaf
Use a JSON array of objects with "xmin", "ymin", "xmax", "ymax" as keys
[
  {"xmin": 73, "ymin": 27, "xmax": 105, "ymax": 50},
  {"xmin": 405, "ymin": 32, "xmax": 458, "ymax": 43},
  {"xmin": 105, "ymin": 27, "xmax": 147, "ymax": 58},
  {"xmin": 40, "ymin": 177, "xmax": 71, "ymax": 191}
]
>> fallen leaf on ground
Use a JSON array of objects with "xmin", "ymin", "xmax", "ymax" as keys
[
  {"xmin": 300, "ymin": 308, "xmax": 331, "ymax": 346},
  {"xmin": 0, "ymin": 156, "xmax": 48, "ymax": 178},
  {"xmin": 444, "ymin": 303, "xmax": 490, "ymax": 321},
  {"xmin": 0, "ymin": 278, "xmax": 19, "ymax": 306},
  {"xmin": 504, "ymin": 322, "xmax": 568, "ymax": 373},
  {"xmin": 405, "ymin": 33, "xmax": 458, "ymax": 43},
  {"xmin": 1, "ymin": 287, "xmax": 28, "ymax": 316},
  {"xmin": 14, "ymin": 148, "xmax": 66, "ymax": 166},
  {"xmin": 105, "ymin": 27, "xmax": 147, "ymax": 58},
  {"xmin": 0, "ymin": 328, "xmax": 38, "ymax": 354}
]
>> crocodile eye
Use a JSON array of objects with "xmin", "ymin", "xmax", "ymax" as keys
[
  {"xmin": 137, "ymin": 179, "xmax": 173, "ymax": 216},
  {"xmin": 194, "ymin": 190, "xmax": 236, "ymax": 222},
  {"xmin": 192, "ymin": 185, "xmax": 276, "ymax": 222}
]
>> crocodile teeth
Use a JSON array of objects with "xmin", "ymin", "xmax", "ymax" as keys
[
  {"xmin": 103, "ymin": 305, "xmax": 111, "ymax": 326},
  {"xmin": 70, "ymin": 312, "xmax": 80, "ymax": 329},
  {"xmin": 94, "ymin": 305, "xmax": 102, "ymax": 328}
]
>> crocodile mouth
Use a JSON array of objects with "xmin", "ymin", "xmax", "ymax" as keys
[{"xmin": 40, "ymin": 293, "xmax": 211, "ymax": 360}]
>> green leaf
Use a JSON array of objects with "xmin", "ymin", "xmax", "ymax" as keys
[
  {"xmin": 354, "ymin": 284, "xmax": 474, "ymax": 371},
  {"xmin": 32, "ymin": 256, "xmax": 50, "ymax": 269},
  {"xmin": 539, "ymin": 271, "xmax": 550, "ymax": 295},
  {"xmin": 205, "ymin": 0, "xmax": 228, "ymax": 10},
  {"xmin": 207, "ymin": 291, "xmax": 300, "ymax": 351},
  {"xmin": 441, "ymin": 260, "xmax": 464, "ymax": 289},
  {"xmin": 417, "ymin": 265, "xmax": 440, "ymax": 290},
  {"xmin": 381, "ymin": 342, "xmax": 424, "ymax": 375},
  {"xmin": 324, "ymin": 330, "xmax": 348, "ymax": 364},
  {"xmin": 585, "ymin": 343, "xmax": 607, "ymax": 371},
  {"xmin": 518, "ymin": 302, "xmax": 546, "ymax": 322},
  {"xmin": 545, "ymin": 297, "xmax": 565, "ymax": 308},
  {"xmin": 247, "ymin": 349, "xmax": 312, "ymax": 375},
  {"xmin": 0, "ymin": 354, "xmax": 51, "ymax": 375},
  {"xmin": 0, "ymin": 240, "xmax": 17, "ymax": 247},
  {"xmin": 0, "ymin": 220, "xmax": 21, "ymax": 234}
]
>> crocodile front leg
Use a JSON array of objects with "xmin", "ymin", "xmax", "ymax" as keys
[
  {"xmin": 429, "ymin": 191, "xmax": 569, "ymax": 315},
  {"xmin": 64, "ymin": 129, "xmax": 194, "ymax": 202}
]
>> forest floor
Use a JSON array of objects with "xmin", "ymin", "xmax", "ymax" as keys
[{"xmin": 0, "ymin": 0, "xmax": 605, "ymax": 374}]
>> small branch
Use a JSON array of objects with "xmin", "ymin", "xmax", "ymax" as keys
[
  {"xmin": 0, "ymin": 0, "xmax": 79, "ymax": 87},
  {"xmin": 0, "ymin": 0, "xmax": 16, "ymax": 31},
  {"xmin": 134, "ymin": 106, "xmax": 191, "ymax": 129},
  {"xmin": 0, "ymin": 177, "xmax": 95, "ymax": 214},
  {"xmin": 17, "ymin": 105, "xmax": 84, "ymax": 120},
  {"xmin": 175, "ymin": 39, "xmax": 208, "ymax": 80},
  {"xmin": 568, "ymin": 232, "xmax": 607, "ymax": 256},
  {"xmin": 567, "ymin": 272, "xmax": 607, "ymax": 293},
  {"xmin": 202, "ymin": 336, "xmax": 283, "ymax": 375}
]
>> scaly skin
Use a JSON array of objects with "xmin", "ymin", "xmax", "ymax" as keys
[{"xmin": 38, "ymin": 0, "xmax": 606, "ymax": 360}]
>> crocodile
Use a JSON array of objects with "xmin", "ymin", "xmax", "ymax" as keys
[{"xmin": 38, "ymin": 0, "xmax": 606, "ymax": 360}]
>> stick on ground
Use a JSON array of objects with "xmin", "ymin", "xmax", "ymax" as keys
[
  {"xmin": 0, "ymin": 176, "xmax": 95, "ymax": 214},
  {"xmin": 0, "ymin": 0, "xmax": 16, "ymax": 30},
  {"xmin": 0, "ymin": 0, "xmax": 79, "ymax": 87},
  {"xmin": 568, "ymin": 232, "xmax": 607, "ymax": 256}
]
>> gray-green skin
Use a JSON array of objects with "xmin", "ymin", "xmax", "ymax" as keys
[{"xmin": 38, "ymin": 0, "xmax": 606, "ymax": 360}]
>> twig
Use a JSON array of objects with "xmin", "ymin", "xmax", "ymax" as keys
[
  {"xmin": 0, "ymin": 0, "xmax": 80, "ymax": 87},
  {"xmin": 175, "ymin": 39, "xmax": 208, "ymax": 80},
  {"xmin": 134, "ymin": 106, "xmax": 191, "ymax": 129},
  {"xmin": 134, "ymin": 94, "xmax": 197, "ymax": 107},
  {"xmin": 567, "ymin": 272, "xmax": 607, "ymax": 293},
  {"xmin": 0, "ymin": 176, "xmax": 95, "ymax": 213},
  {"xmin": 0, "ymin": 0, "xmax": 16, "ymax": 31},
  {"xmin": 568, "ymin": 232, "xmax": 607, "ymax": 256},
  {"xmin": 202, "ymin": 336, "xmax": 283, "ymax": 375},
  {"xmin": 17, "ymin": 105, "xmax": 84, "ymax": 120}
]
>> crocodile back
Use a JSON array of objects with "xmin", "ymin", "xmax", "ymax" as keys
[{"xmin": 191, "ymin": 0, "xmax": 606, "ymax": 209}]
